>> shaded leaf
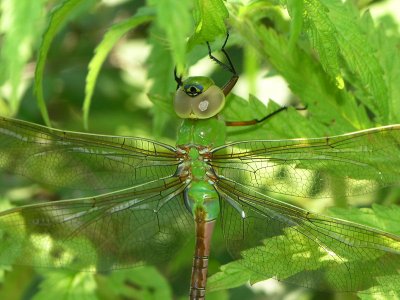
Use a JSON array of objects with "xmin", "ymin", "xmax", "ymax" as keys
[
  {"xmin": 34, "ymin": 0, "xmax": 95, "ymax": 127},
  {"xmin": 97, "ymin": 267, "xmax": 172, "ymax": 300},
  {"xmin": 83, "ymin": 12, "xmax": 154, "ymax": 129}
]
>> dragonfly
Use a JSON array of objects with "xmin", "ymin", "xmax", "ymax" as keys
[{"xmin": 1, "ymin": 36, "xmax": 400, "ymax": 300}]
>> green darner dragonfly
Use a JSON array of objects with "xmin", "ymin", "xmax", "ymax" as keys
[{"xmin": 1, "ymin": 36, "xmax": 400, "ymax": 300}]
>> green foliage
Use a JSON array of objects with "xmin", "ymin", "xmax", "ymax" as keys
[
  {"xmin": 34, "ymin": 0, "xmax": 96, "ymax": 127},
  {"xmin": 148, "ymin": 0, "xmax": 192, "ymax": 72},
  {"xmin": 188, "ymin": 0, "xmax": 229, "ymax": 48},
  {"xmin": 0, "ymin": 0, "xmax": 46, "ymax": 116},
  {"xmin": 208, "ymin": 205, "xmax": 400, "ymax": 294},
  {"xmin": 329, "ymin": 204, "xmax": 400, "ymax": 235},
  {"xmin": 83, "ymin": 11, "xmax": 154, "ymax": 129},
  {"xmin": 96, "ymin": 267, "xmax": 173, "ymax": 300},
  {"xmin": 0, "ymin": 0, "xmax": 400, "ymax": 299},
  {"xmin": 303, "ymin": 1, "xmax": 389, "ymax": 122},
  {"xmin": 207, "ymin": 261, "xmax": 265, "ymax": 293},
  {"xmin": 33, "ymin": 271, "xmax": 97, "ymax": 300}
]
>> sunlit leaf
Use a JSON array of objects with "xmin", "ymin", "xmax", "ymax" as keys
[
  {"xmin": 0, "ymin": 0, "xmax": 46, "ymax": 115},
  {"xmin": 188, "ymin": 0, "xmax": 229, "ymax": 48},
  {"xmin": 32, "ymin": 270, "xmax": 97, "ymax": 300}
]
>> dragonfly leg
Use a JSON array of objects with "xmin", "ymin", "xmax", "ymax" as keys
[
  {"xmin": 174, "ymin": 67, "xmax": 183, "ymax": 89},
  {"xmin": 225, "ymin": 105, "xmax": 307, "ymax": 126},
  {"xmin": 206, "ymin": 32, "xmax": 239, "ymax": 96}
]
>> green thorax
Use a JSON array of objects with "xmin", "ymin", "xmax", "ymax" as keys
[{"xmin": 176, "ymin": 117, "xmax": 226, "ymax": 148}]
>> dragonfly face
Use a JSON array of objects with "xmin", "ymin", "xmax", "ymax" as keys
[{"xmin": 174, "ymin": 76, "xmax": 225, "ymax": 119}]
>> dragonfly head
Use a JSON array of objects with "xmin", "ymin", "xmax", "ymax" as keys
[{"xmin": 174, "ymin": 76, "xmax": 225, "ymax": 119}]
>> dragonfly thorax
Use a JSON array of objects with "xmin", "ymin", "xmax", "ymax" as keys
[
  {"xmin": 176, "ymin": 145, "xmax": 215, "ymax": 183},
  {"xmin": 174, "ymin": 76, "xmax": 225, "ymax": 119}
]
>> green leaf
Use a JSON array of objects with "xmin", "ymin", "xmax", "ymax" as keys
[
  {"xmin": 358, "ymin": 277, "xmax": 400, "ymax": 300},
  {"xmin": 83, "ymin": 11, "xmax": 154, "ymax": 129},
  {"xmin": 32, "ymin": 270, "xmax": 97, "ymax": 300},
  {"xmin": 209, "ymin": 213, "xmax": 400, "ymax": 294},
  {"xmin": 34, "ymin": 0, "xmax": 95, "ymax": 127},
  {"xmin": 303, "ymin": 0, "xmax": 390, "ymax": 123},
  {"xmin": 361, "ymin": 12, "xmax": 400, "ymax": 123},
  {"xmin": 207, "ymin": 261, "xmax": 264, "ymax": 293},
  {"xmin": 188, "ymin": 0, "xmax": 229, "ymax": 48},
  {"xmin": 97, "ymin": 267, "xmax": 172, "ymax": 300},
  {"xmin": 221, "ymin": 93, "xmax": 268, "ymax": 126},
  {"xmin": 302, "ymin": 0, "xmax": 341, "ymax": 77},
  {"xmin": 148, "ymin": 0, "xmax": 192, "ymax": 71},
  {"xmin": 147, "ymin": 93, "xmax": 175, "ymax": 116},
  {"xmin": 0, "ymin": 0, "xmax": 46, "ymax": 115},
  {"xmin": 206, "ymin": 289, "xmax": 230, "ymax": 300},
  {"xmin": 328, "ymin": 204, "xmax": 400, "ymax": 236},
  {"xmin": 0, "ymin": 267, "xmax": 34, "ymax": 300},
  {"xmin": 286, "ymin": 0, "xmax": 304, "ymax": 50},
  {"xmin": 230, "ymin": 16, "xmax": 372, "ymax": 134},
  {"xmin": 146, "ymin": 25, "xmax": 177, "ymax": 137}
]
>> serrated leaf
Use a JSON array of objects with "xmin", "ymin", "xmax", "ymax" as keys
[
  {"xmin": 222, "ymin": 93, "xmax": 319, "ymax": 141},
  {"xmin": 221, "ymin": 93, "xmax": 267, "ymax": 124},
  {"xmin": 231, "ymin": 16, "xmax": 372, "ymax": 133},
  {"xmin": 83, "ymin": 12, "xmax": 154, "ymax": 129},
  {"xmin": 303, "ymin": 0, "xmax": 389, "ymax": 123},
  {"xmin": 303, "ymin": 0, "xmax": 341, "ymax": 76},
  {"xmin": 207, "ymin": 261, "xmax": 264, "ymax": 293},
  {"xmin": 34, "ymin": 0, "xmax": 95, "ymax": 127},
  {"xmin": 188, "ymin": 0, "xmax": 229, "ymax": 48}
]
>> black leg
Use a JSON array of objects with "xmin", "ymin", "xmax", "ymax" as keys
[
  {"xmin": 207, "ymin": 32, "xmax": 239, "ymax": 96},
  {"xmin": 174, "ymin": 67, "xmax": 183, "ymax": 90},
  {"xmin": 225, "ymin": 105, "xmax": 308, "ymax": 126},
  {"xmin": 206, "ymin": 32, "xmax": 237, "ymax": 76}
]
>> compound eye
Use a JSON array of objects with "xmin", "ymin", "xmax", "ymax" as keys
[{"xmin": 184, "ymin": 84, "xmax": 203, "ymax": 97}]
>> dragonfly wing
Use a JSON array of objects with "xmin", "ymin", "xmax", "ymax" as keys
[
  {"xmin": 0, "ymin": 176, "xmax": 193, "ymax": 270},
  {"xmin": 211, "ymin": 125, "xmax": 400, "ymax": 199},
  {"xmin": 215, "ymin": 178, "xmax": 400, "ymax": 293},
  {"xmin": 0, "ymin": 117, "xmax": 179, "ymax": 193}
]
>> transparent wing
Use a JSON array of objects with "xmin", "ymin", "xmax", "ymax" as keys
[
  {"xmin": 0, "ymin": 117, "xmax": 179, "ymax": 193},
  {"xmin": 211, "ymin": 125, "xmax": 400, "ymax": 198},
  {"xmin": 0, "ymin": 176, "xmax": 193, "ymax": 270},
  {"xmin": 215, "ymin": 177, "xmax": 400, "ymax": 293}
]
